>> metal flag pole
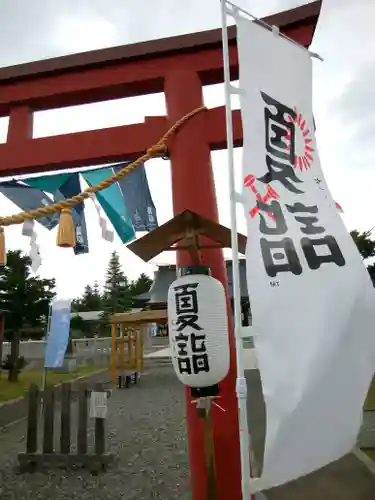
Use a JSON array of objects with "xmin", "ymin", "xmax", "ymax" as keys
[
  {"xmin": 220, "ymin": 1, "xmax": 252, "ymax": 499},
  {"xmin": 41, "ymin": 303, "xmax": 52, "ymax": 414}
]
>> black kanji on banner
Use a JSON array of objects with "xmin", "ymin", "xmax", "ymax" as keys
[
  {"xmin": 258, "ymin": 92, "xmax": 304, "ymax": 195},
  {"xmin": 301, "ymin": 236, "xmax": 346, "ymax": 270},
  {"xmin": 286, "ymin": 203, "xmax": 325, "ymax": 235},
  {"xmin": 252, "ymin": 92, "xmax": 346, "ymax": 278},
  {"xmin": 257, "ymin": 198, "xmax": 346, "ymax": 277},
  {"xmin": 173, "ymin": 282, "xmax": 210, "ymax": 376},
  {"xmin": 260, "ymin": 237, "xmax": 303, "ymax": 277},
  {"xmin": 258, "ymin": 200, "xmax": 288, "ymax": 235}
]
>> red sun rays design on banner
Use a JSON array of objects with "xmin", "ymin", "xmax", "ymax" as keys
[
  {"xmin": 244, "ymin": 174, "xmax": 280, "ymax": 220},
  {"xmin": 286, "ymin": 108, "xmax": 314, "ymax": 172}
]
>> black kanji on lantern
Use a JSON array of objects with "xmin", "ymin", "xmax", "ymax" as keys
[
  {"xmin": 258, "ymin": 92, "xmax": 304, "ymax": 195},
  {"xmin": 173, "ymin": 280, "xmax": 210, "ymax": 377},
  {"xmin": 176, "ymin": 314, "xmax": 202, "ymax": 332},
  {"xmin": 191, "ymin": 333, "xmax": 206, "ymax": 353},
  {"xmin": 192, "ymin": 353, "xmax": 210, "ymax": 374},
  {"xmin": 174, "ymin": 283, "xmax": 199, "ymax": 315},
  {"xmin": 178, "ymin": 358, "xmax": 192, "ymax": 375},
  {"xmin": 260, "ymin": 237, "xmax": 303, "ymax": 277},
  {"xmin": 175, "ymin": 332, "xmax": 189, "ymax": 356}
]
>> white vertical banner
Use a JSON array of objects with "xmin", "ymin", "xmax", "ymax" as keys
[{"xmin": 235, "ymin": 12, "xmax": 375, "ymax": 492}]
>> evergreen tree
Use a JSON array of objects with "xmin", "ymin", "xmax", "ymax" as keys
[
  {"xmin": 92, "ymin": 281, "xmax": 102, "ymax": 305},
  {"xmin": 81, "ymin": 283, "xmax": 102, "ymax": 311},
  {"xmin": 131, "ymin": 272, "xmax": 153, "ymax": 297},
  {"xmin": 72, "ymin": 281, "xmax": 102, "ymax": 312},
  {"xmin": 0, "ymin": 250, "xmax": 56, "ymax": 381},
  {"xmin": 101, "ymin": 251, "xmax": 132, "ymax": 323},
  {"xmin": 351, "ymin": 229, "xmax": 375, "ymax": 286}
]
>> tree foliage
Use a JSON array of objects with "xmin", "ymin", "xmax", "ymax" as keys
[
  {"xmin": 102, "ymin": 250, "xmax": 133, "ymax": 314},
  {"xmin": 72, "ymin": 281, "xmax": 102, "ymax": 312},
  {"xmin": 350, "ymin": 229, "xmax": 375, "ymax": 286},
  {"xmin": 130, "ymin": 272, "xmax": 153, "ymax": 297},
  {"xmin": 0, "ymin": 250, "xmax": 56, "ymax": 339},
  {"xmin": 0, "ymin": 250, "xmax": 56, "ymax": 381}
]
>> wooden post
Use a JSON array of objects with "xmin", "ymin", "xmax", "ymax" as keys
[
  {"xmin": 120, "ymin": 324, "xmax": 125, "ymax": 374},
  {"xmin": 26, "ymin": 384, "xmax": 39, "ymax": 455},
  {"xmin": 60, "ymin": 383, "xmax": 71, "ymax": 454},
  {"xmin": 111, "ymin": 322, "xmax": 117, "ymax": 385},
  {"xmin": 127, "ymin": 325, "xmax": 132, "ymax": 368},
  {"xmin": 204, "ymin": 400, "xmax": 217, "ymax": 500},
  {"xmin": 94, "ymin": 383, "xmax": 105, "ymax": 457},
  {"xmin": 134, "ymin": 326, "xmax": 139, "ymax": 372},
  {"xmin": 140, "ymin": 325, "xmax": 144, "ymax": 372},
  {"xmin": 77, "ymin": 385, "xmax": 88, "ymax": 455},
  {"xmin": 43, "ymin": 385, "xmax": 54, "ymax": 454}
]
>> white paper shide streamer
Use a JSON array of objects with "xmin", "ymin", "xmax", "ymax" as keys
[
  {"xmin": 89, "ymin": 194, "xmax": 114, "ymax": 243},
  {"xmin": 22, "ymin": 219, "xmax": 42, "ymax": 272},
  {"xmin": 234, "ymin": 9, "xmax": 375, "ymax": 493}
]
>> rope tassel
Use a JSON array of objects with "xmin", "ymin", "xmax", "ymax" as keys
[
  {"xmin": 0, "ymin": 227, "xmax": 6, "ymax": 266},
  {"xmin": 56, "ymin": 209, "xmax": 76, "ymax": 248}
]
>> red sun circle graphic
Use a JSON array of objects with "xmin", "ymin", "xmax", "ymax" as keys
[{"xmin": 285, "ymin": 108, "xmax": 315, "ymax": 172}]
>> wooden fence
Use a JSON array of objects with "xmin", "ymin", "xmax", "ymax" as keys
[{"xmin": 18, "ymin": 382, "xmax": 113, "ymax": 473}]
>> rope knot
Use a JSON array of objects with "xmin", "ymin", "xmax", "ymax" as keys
[{"xmin": 147, "ymin": 143, "xmax": 168, "ymax": 158}]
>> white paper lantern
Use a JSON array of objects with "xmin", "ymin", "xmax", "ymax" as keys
[{"xmin": 167, "ymin": 273, "xmax": 230, "ymax": 388}]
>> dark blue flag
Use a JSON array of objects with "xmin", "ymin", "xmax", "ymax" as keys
[
  {"xmin": 113, "ymin": 163, "xmax": 158, "ymax": 232},
  {"xmin": 0, "ymin": 180, "xmax": 58, "ymax": 230}
]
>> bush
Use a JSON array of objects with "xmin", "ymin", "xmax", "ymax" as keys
[{"xmin": 1, "ymin": 354, "xmax": 28, "ymax": 373}]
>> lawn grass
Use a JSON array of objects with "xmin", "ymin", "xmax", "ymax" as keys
[
  {"xmin": 363, "ymin": 449, "xmax": 375, "ymax": 461},
  {"xmin": 364, "ymin": 376, "xmax": 375, "ymax": 410},
  {"xmin": 0, "ymin": 366, "xmax": 105, "ymax": 403}
]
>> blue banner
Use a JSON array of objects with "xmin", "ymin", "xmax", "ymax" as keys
[
  {"xmin": 44, "ymin": 300, "xmax": 71, "ymax": 369},
  {"xmin": 114, "ymin": 163, "xmax": 158, "ymax": 232},
  {"xmin": 82, "ymin": 168, "xmax": 135, "ymax": 244},
  {"xmin": 0, "ymin": 180, "xmax": 58, "ymax": 230}
]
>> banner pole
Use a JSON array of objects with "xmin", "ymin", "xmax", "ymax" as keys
[
  {"xmin": 220, "ymin": 1, "xmax": 252, "ymax": 499},
  {"xmin": 41, "ymin": 304, "xmax": 52, "ymax": 417}
]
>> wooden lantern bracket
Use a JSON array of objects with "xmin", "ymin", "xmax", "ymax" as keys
[{"xmin": 126, "ymin": 209, "xmax": 247, "ymax": 263}]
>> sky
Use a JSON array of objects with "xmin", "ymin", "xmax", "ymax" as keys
[{"xmin": 0, "ymin": 0, "xmax": 373, "ymax": 299}]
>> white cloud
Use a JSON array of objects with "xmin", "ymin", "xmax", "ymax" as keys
[
  {"xmin": 0, "ymin": 0, "xmax": 373, "ymax": 298},
  {"xmin": 53, "ymin": 17, "xmax": 118, "ymax": 53}
]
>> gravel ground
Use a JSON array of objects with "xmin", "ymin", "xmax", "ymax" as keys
[{"xmin": 0, "ymin": 366, "xmax": 190, "ymax": 500}]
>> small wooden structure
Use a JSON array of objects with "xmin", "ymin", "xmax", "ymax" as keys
[
  {"xmin": 110, "ymin": 309, "xmax": 168, "ymax": 387},
  {"xmin": 18, "ymin": 382, "xmax": 112, "ymax": 473},
  {"xmin": 127, "ymin": 209, "xmax": 247, "ymax": 264}
]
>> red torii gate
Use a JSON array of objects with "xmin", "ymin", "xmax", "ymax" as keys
[{"xmin": 0, "ymin": 2, "xmax": 321, "ymax": 498}]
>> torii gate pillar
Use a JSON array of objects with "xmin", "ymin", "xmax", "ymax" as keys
[{"xmin": 165, "ymin": 69, "xmax": 241, "ymax": 499}]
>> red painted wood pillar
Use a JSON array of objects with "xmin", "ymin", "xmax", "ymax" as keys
[
  {"xmin": 164, "ymin": 69, "xmax": 242, "ymax": 500},
  {"xmin": 7, "ymin": 106, "xmax": 33, "ymax": 143}
]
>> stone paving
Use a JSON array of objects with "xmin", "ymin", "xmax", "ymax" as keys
[{"xmin": 0, "ymin": 356, "xmax": 374, "ymax": 499}]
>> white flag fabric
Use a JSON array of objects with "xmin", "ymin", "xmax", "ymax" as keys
[{"xmin": 236, "ymin": 14, "xmax": 375, "ymax": 491}]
